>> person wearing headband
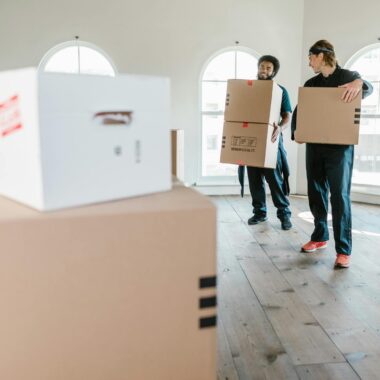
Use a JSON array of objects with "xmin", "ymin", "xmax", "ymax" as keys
[
  {"xmin": 246, "ymin": 55, "xmax": 293, "ymax": 230},
  {"xmin": 292, "ymin": 39, "xmax": 373, "ymax": 268}
]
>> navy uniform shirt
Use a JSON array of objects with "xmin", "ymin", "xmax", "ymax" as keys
[
  {"xmin": 303, "ymin": 65, "xmax": 373, "ymax": 95},
  {"xmin": 277, "ymin": 84, "xmax": 291, "ymax": 194},
  {"xmin": 277, "ymin": 84, "xmax": 292, "ymax": 150},
  {"xmin": 278, "ymin": 84, "xmax": 292, "ymax": 114}
]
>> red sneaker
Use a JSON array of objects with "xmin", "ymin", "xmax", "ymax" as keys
[
  {"xmin": 301, "ymin": 240, "xmax": 328, "ymax": 253},
  {"xmin": 334, "ymin": 254, "xmax": 350, "ymax": 268}
]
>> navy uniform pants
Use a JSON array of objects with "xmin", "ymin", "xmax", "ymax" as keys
[
  {"xmin": 306, "ymin": 143, "xmax": 354, "ymax": 255},
  {"xmin": 247, "ymin": 137, "xmax": 291, "ymax": 220}
]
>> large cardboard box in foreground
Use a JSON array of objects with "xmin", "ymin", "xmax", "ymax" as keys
[
  {"xmin": 0, "ymin": 68, "xmax": 171, "ymax": 211},
  {"xmin": 220, "ymin": 122, "xmax": 278, "ymax": 168},
  {"xmin": 295, "ymin": 87, "xmax": 362, "ymax": 145},
  {"xmin": 0, "ymin": 183, "xmax": 216, "ymax": 380},
  {"xmin": 224, "ymin": 79, "xmax": 283, "ymax": 124}
]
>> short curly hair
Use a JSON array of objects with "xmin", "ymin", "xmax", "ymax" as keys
[{"xmin": 258, "ymin": 55, "xmax": 280, "ymax": 78}]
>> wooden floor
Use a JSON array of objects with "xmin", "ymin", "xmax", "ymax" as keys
[{"xmin": 214, "ymin": 195, "xmax": 380, "ymax": 380}]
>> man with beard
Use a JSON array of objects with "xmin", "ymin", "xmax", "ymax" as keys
[{"xmin": 246, "ymin": 55, "xmax": 292, "ymax": 230}]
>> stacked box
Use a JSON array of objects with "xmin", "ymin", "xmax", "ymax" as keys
[{"xmin": 220, "ymin": 79, "xmax": 283, "ymax": 168}]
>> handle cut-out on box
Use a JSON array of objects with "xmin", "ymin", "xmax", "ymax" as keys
[{"xmin": 93, "ymin": 111, "xmax": 133, "ymax": 125}]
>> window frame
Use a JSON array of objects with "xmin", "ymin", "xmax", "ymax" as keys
[
  {"xmin": 38, "ymin": 40, "xmax": 118, "ymax": 77},
  {"xmin": 345, "ymin": 43, "xmax": 380, "ymax": 194},
  {"xmin": 345, "ymin": 42, "xmax": 380, "ymax": 119},
  {"xmin": 197, "ymin": 46, "xmax": 260, "ymax": 186}
]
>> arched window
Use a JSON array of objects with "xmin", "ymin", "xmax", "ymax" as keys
[
  {"xmin": 200, "ymin": 48, "xmax": 259, "ymax": 181},
  {"xmin": 346, "ymin": 44, "xmax": 380, "ymax": 188},
  {"xmin": 39, "ymin": 40, "xmax": 117, "ymax": 77}
]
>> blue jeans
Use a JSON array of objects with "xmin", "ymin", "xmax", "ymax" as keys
[
  {"xmin": 306, "ymin": 143, "xmax": 354, "ymax": 254},
  {"xmin": 247, "ymin": 137, "xmax": 291, "ymax": 220}
]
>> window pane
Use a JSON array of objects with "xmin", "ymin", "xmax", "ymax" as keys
[
  {"xmin": 44, "ymin": 46, "xmax": 79, "ymax": 74},
  {"xmin": 201, "ymin": 81, "xmax": 227, "ymax": 112},
  {"xmin": 236, "ymin": 51, "xmax": 258, "ymax": 79},
  {"xmin": 353, "ymin": 118, "xmax": 380, "ymax": 186},
  {"xmin": 349, "ymin": 47, "xmax": 380, "ymax": 80},
  {"xmin": 202, "ymin": 114, "xmax": 237, "ymax": 177},
  {"xmin": 79, "ymin": 47, "xmax": 115, "ymax": 76},
  {"xmin": 207, "ymin": 135, "xmax": 218, "ymax": 150},
  {"xmin": 361, "ymin": 81, "xmax": 380, "ymax": 115},
  {"xmin": 203, "ymin": 52, "xmax": 235, "ymax": 81}
]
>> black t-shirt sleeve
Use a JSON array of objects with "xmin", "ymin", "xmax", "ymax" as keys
[{"xmin": 344, "ymin": 69, "xmax": 361, "ymax": 82}]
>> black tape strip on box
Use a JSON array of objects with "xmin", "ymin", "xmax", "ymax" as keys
[
  {"xmin": 199, "ymin": 276, "xmax": 217, "ymax": 289},
  {"xmin": 199, "ymin": 316, "xmax": 217, "ymax": 329},
  {"xmin": 199, "ymin": 296, "xmax": 217, "ymax": 309}
]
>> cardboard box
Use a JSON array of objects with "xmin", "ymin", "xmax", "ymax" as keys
[
  {"xmin": 0, "ymin": 67, "xmax": 171, "ymax": 211},
  {"xmin": 0, "ymin": 183, "xmax": 216, "ymax": 380},
  {"xmin": 224, "ymin": 79, "xmax": 283, "ymax": 124},
  {"xmin": 220, "ymin": 121, "xmax": 278, "ymax": 168},
  {"xmin": 171, "ymin": 129, "xmax": 184, "ymax": 180},
  {"xmin": 295, "ymin": 87, "xmax": 362, "ymax": 145}
]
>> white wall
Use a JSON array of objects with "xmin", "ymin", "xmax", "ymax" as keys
[
  {"xmin": 297, "ymin": 0, "xmax": 380, "ymax": 194},
  {"xmin": 0, "ymin": 0, "xmax": 304, "ymax": 192}
]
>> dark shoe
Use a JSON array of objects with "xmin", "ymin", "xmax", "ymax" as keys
[
  {"xmin": 280, "ymin": 217, "xmax": 292, "ymax": 230},
  {"xmin": 248, "ymin": 215, "xmax": 268, "ymax": 225}
]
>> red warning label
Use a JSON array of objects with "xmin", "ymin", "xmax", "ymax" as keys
[{"xmin": 0, "ymin": 95, "xmax": 23, "ymax": 138}]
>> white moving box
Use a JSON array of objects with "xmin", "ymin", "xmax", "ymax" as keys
[{"xmin": 0, "ymin": 68, "xmax": 171, "ymax": 211}]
